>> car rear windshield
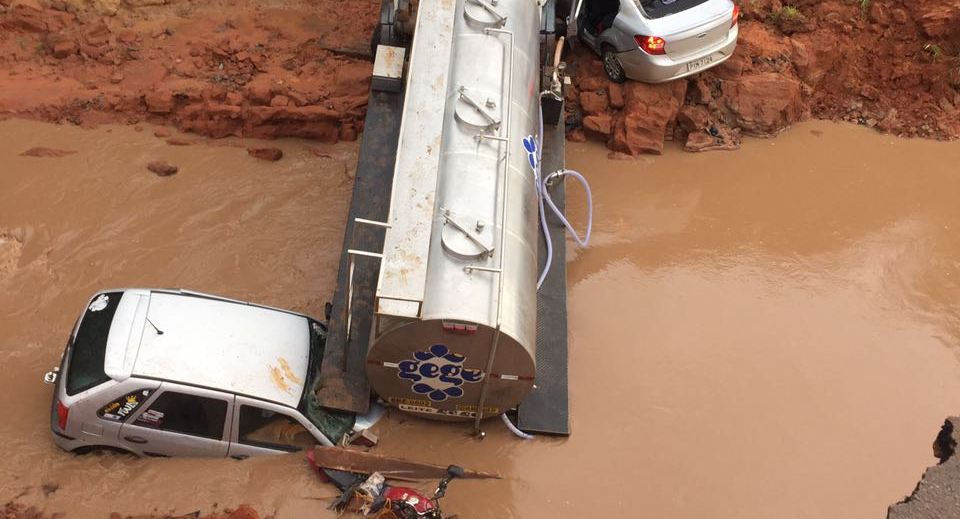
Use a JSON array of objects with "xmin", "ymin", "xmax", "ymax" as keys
[
  {"xmin": 65, "ymin": 292, "xmax": 124, "ymax": 395},
  {"xmin": 637, "ymin": 0, "xmax": 711, "ymax": 19}
]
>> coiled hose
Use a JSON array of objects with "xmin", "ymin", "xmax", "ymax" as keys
[{"xmin": 534, "ymin": 96, "xmax": 593, "ymax": 289}]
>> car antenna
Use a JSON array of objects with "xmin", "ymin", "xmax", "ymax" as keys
[{"xmin": 146, "ymin": 317, "xmax": 165, "ymax": 335}]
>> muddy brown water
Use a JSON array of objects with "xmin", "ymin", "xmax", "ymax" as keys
[{"xmin": 1, "ymin": 118, "xmax": 960, "ymax": 518}]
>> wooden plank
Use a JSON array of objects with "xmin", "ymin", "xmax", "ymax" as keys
[{"xmin": 311, "ymin": 447, "xmax": 501, "ymax": 480}]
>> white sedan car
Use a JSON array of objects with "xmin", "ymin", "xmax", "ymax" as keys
[{"xmin": 576, "ymin": 0, "xmax": 740, "ymax": 83}]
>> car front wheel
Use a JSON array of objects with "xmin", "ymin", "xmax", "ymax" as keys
[{"xmin": 601, "ymin": 46, "xmax": 627, "ymax": 84}]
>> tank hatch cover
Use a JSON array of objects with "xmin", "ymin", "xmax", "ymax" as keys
[
  {"xmin": 440, "ymin": 208, "xmax": 495, "ymax": 260},
  {"xmin": 454, "ymin": 86, "xmax": 501, "ymax": 132},
  {"xmin": 463, "ymin": 0, "xmax": 507, "ymax": 29}
]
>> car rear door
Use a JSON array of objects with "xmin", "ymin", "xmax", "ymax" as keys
[
  {"xmin": 227, "ymin": 396, "xmax": 327, "ymax": 458},
  {"xmin": 118, "ymin": 382, "xmax": 233, "ymax": 457},
  {"xmin": 86, "ymin": 381, "xmax": 161, "ymax": 447}
]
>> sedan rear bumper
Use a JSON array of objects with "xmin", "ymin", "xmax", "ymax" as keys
[{"xmin": 618, "ymin": 25, "xmax": 739, "ymax": 84}]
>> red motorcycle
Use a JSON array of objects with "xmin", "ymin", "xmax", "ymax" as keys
[
  {"xmin": 376, "ymin": 465, "xmax": 463, "ymax": 519},
  {"xmin": 306, "ymin": 450, "xmax": 463, "ymax": 519}
]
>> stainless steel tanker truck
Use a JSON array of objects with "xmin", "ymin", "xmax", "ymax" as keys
[{"xmin": 313, "ymin": 0, "xmax": 580, "ymax": 437}]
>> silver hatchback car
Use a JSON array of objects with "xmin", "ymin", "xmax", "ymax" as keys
[
  {"xmin": 47, "ymin": 289, "xmax": 371, "ymax": 458},
  {"xmin": 576, "ymin": 0, "xmax": 740, "ymax": 83}
]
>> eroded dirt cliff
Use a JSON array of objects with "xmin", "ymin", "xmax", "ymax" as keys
[
  {"xmin": 567, "ymin": 0, "xmax": 960, "ymax": 156},
  {"xmin": 2, "ymin": 0, "xmax": 957, "ymax": 152},
  {"xmin": 0, "ymin": 0, "xmax": 378, "ymax": 141}
]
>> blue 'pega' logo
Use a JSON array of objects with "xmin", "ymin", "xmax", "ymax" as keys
[
  {"xmin": 397, "ymin": 344, "xmax": 484, "ymax": 402},
  {"xmin": 522, "ymin": 135, "xmax": 538, "ymax": 172}
]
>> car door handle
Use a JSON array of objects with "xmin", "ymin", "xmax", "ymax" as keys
[
  {"xmin": 231, "ymin": 454, "xmax": 249, "ymax": 460},
  {"xmin": 123, "ymin": 435, "xmax": 149, "ymax": 444}
]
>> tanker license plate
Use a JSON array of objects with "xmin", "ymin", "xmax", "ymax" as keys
[{"xmin": 687, "ymin": 55, "xmax": 714, "ymax": 73}]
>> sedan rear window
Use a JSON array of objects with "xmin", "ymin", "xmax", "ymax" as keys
[
  {"xmin": 637, "ymin": 0, "xmax": 711, "ymax": 19},
  {"xmin": 65, "ymin": 292, "xmax": 124, "ymax": 395}
]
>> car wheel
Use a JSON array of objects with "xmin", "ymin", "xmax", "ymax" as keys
[{"xmin": 601, "ymin": 46, "xmax": 627, "ymax": 84}]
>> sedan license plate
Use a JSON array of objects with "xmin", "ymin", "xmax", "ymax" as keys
[{"xmin": 687, "ymin": 55, "xmax": 714, "ymax": 73}]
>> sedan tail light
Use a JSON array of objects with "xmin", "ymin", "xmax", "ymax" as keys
[
  {"xmin": 635, "ymin": 35, "xmax": 666, "ymax": 55},
  {"xmin": 56, "ymin": 400, "xmax": 69, "ymax": 430},
  {"xmin": 732, "ymin": 5, "xmax": 740, "ymax": 27}
]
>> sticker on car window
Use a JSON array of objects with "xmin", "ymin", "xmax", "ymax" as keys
[
  {"xmin": 98, "ymin": 389, "xmax": 153, "ymax": 422},
  {"xmin": 134, "ymin": 409, "xmax": 164, "ymax": 428}
]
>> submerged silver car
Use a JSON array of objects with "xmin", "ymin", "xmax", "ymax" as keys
[
  {"xmin": 576, "ymin": 0, "xmax": 740, "ymax": 83},
  {"xmin": 46, "ymin": 289, "xmax": 370, "ymax": 457}
]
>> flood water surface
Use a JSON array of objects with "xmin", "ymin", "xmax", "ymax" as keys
[
  {"xmin": 2, "ymin": 119, "xmax": 960, "ymax": 519},
  {"xmin": 559, "ymin": 122, "xmax": 960, "ymax": 518}
]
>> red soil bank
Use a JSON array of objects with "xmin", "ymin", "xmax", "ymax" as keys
[
  {"xmin": 0, "ymin": 0, "xmax": 378, "ymax": 142},
  {"xmin": 566, "ymin": 0, "xmax": 960, "ymax": 155}
]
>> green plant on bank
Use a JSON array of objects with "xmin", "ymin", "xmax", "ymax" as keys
[
  {"xmin": 921, "ymin": 43, "xmax": 960, "ymax": 87},
  {"xmin": 777, "ymin": 5, "xmax": 803, "ymax": 21},
  {"xmin": 924, "ymin": 43, "xmax": 944, "ymax": 62},
  {"xmin": 859, "ymin": 0, "xmax": 871, "ymax": 17}
]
